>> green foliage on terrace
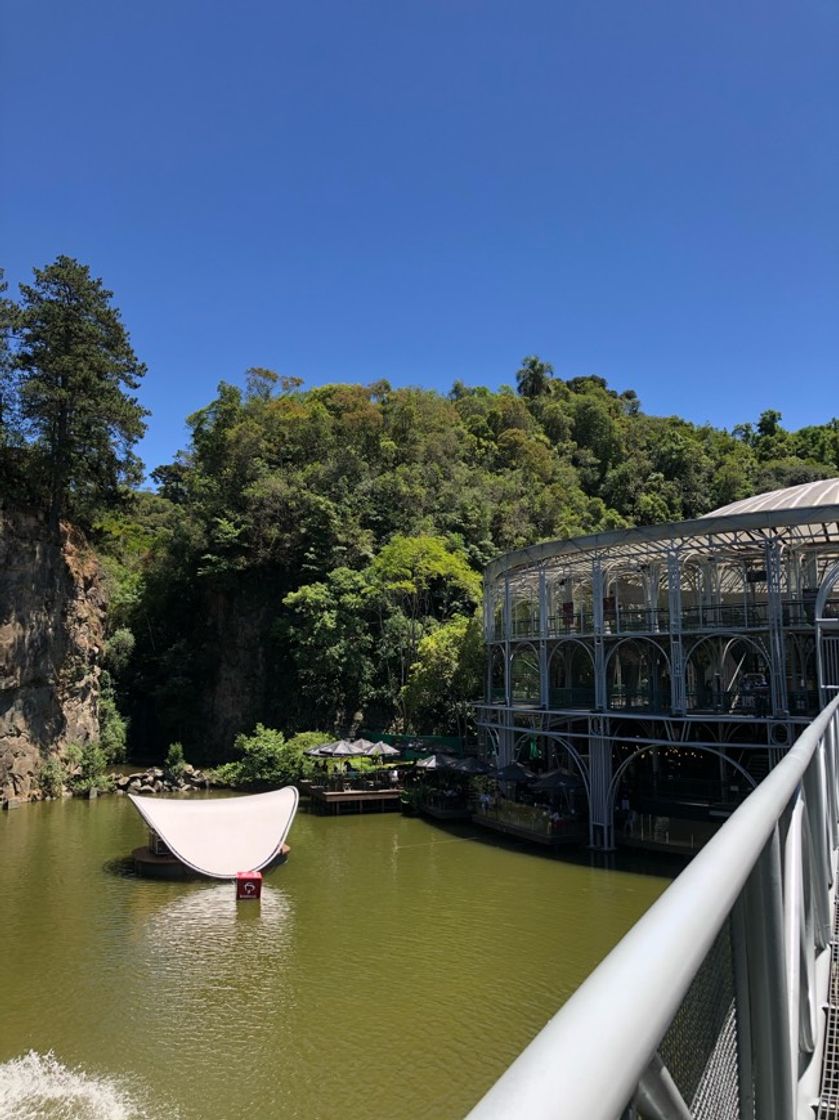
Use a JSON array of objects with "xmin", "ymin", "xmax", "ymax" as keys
[{"xmin": 208, "ymin": 726, "xmax": 327, "ymax": 788}]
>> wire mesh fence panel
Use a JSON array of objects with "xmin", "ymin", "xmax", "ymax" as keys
[{"xmin": 654, "ymin": 917, "xmax": 746, "ymax": 1120}]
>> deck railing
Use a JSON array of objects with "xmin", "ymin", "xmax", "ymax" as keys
[{"xmin": 464, "ymin": 693, "xmax": 839, "ymax": 1120}]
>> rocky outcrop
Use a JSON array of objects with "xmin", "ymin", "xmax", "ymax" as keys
[
  {"xmin": 0, "ymin": 509, "xmax": 106, "ymax": 801},
  {"xmin": 116, "ymin": 764, "xmax": 209, "ymax": 795}
]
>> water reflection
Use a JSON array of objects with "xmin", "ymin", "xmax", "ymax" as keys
[
  {"xmin": 0, "ymin": 797, "xmax": 673, "ymax": 1120},
  {"xmin": 140, "ymin": 882, "xmax": 295, "ymax": 964}
]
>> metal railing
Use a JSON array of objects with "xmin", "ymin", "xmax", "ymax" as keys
[
  {"xmin": 464, "ymin": 693, "xmax": 839, "ymax": 1120},
  {"xmin": 497, "ymin": 597, "xmax": 832, "ymax": 641}
]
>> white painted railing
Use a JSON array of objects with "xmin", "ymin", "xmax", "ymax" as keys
[{"xmin": 465, "ymin": 695, "xmax": 839, "ymax": 1120}]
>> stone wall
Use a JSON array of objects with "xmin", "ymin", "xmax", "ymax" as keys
[{"xmin": 0, "ymin": 509, "xmax": 106, "ymax": 801}]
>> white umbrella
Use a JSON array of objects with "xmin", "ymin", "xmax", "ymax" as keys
[
  {"xmin": 362, "ymin": 741, "xmax": 401, "ymax": 758},
  {"xmin": 328, "ymin": 740, "xmax": 369, "ymax": 758},
  {"xmin": 304, "ymin": 739, "xmax": 367, "ymax": 758}
]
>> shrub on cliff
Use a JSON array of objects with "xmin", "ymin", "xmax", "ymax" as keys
[
  {"xmin": 37, "ymin": 756, "xmax": 66, "ymax": 798},
  {"xmin": 98, "ymin": 671, "xmax": 128, "ymax": 763},
  {"xmin": 65, "ymin": 741, "xmax": 114, "ymax": 795}
]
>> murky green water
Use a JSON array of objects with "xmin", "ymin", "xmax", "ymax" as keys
[{"xmin": 0, "ymin": 797, "xmax": 672, "ymax": 1119}]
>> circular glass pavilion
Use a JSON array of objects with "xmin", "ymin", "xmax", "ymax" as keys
[{"xmin": 478, "ymin": 478, "xmax": 839, "ymax": 849}]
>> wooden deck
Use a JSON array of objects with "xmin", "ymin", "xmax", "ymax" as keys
[{"xmin": 308, "ymin": 787, "xmax": 402, "ymax": 815}]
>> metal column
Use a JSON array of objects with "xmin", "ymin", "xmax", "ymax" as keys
[
  {"xmin": 593, "ymin": 560, "xmax": 606, "ymax": 711},
  {"xmin": 766, "ymin": 539, "xmax": 788, "ymax": 717},
  {"xmin": 588, "ymin": 714, "xmax": 613, "ymax": 850},
  {"xmin": 539, "ymin": 568, "xmax": 549, "ymax": 709},
  {"xmin": 667, "ymin": 551, "xmax": 686, "ymax": 714}
]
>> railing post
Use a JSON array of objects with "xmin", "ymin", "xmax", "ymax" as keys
[
  {"xmin": 631, "ymin": 1052, "xmax": 692, "ymax": 1120},
  {"xmin": 744, "ymin": 826, "xmax": 794, "ymax": 1120},
  {"xmin": 731, "ymin": 894, "xmax": 756, "ymax": 1120},
  {"xmin": 824, "ymin": 716, "xmax": 839, "ymax": 851},
  {"xmin": 782, "ymin": 795, "xmax": 816, "ymax": 1070},
  {"xmin": 803, "ymin": 743, "xmax": 832, "ymax": 948},
  {"xmin": 799, "ymin": 804, "xmax": 819, "ymax": 1054}
]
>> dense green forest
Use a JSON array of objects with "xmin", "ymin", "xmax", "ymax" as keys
[{"xmin": 3, "ymin": 257, "xmax": 839, "ymax": 762}]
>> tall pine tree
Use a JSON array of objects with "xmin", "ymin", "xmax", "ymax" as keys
[{"xmin": 15, "ymin": 256, "xmax": 149, "ymax": 525}]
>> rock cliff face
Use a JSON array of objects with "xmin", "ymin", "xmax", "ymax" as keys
[{"xmin": 0, "ymin": 510, "xmax": 106, "ymax": 801}]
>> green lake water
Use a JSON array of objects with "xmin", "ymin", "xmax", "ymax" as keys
[{"xmin": 0, "ymin": 796, "xmax": 673, "ymax": 1119}]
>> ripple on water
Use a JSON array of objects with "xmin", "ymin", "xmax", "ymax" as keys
[{"xmin": 0, "ymin": 1051, "xmax": 174, "ymax": 1120}]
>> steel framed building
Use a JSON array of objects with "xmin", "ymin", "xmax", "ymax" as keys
[{"xmin": 477, "ymin": 479, "xmax": 839, "ymax": 849}]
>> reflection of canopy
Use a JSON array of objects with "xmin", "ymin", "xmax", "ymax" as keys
[{"xmin": 129, "ymin": 788, "xmax": 299, "ymax": 879}]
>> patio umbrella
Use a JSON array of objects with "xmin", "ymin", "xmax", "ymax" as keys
[
  {"xmin": 450, "ymin": 756, "xmax": 492, "ymax": 775},
  {"xmin": 303, "ymin": 740, "xmax": 343, "ymax": 757},
  {"xmin": 304, "ymin": 739, "xmax": 367, "ymax": 758},
  {"xmin": 415, "ymin": 753, "xmax": 460, "ymax": 771},
  {"xmin": 361, "ymin": 741, "xmax": 401, "ymax": 758},
  {"xmin": 349, "ymin": 738, "xmax": 378, "ymax": 752},
  {"xmin": 494, "ymin": 761, "xmax": 536, "ymax": 784},
  {"xmin": 531, "ymin": 769, "xmax": 583, "ymax": 792},
  {"xmin": 329, "ymin": 740, "xmax": 369, "ymax": 758}
]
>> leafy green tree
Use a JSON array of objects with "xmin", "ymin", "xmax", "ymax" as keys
[
  {"xmin": 0, "ymin": 267, "xmax": 19, "ymax": 438},
  {"xmin": 212, "ymin": 724, "xmax": 323, "ymax": 787},
  {"xmin": 165, "ymin": 741, "xmax": 187, "ymax": 778},
  {"xmin": 370, "ymin": 534, "xmax": 481, "ymax": 726},
  {"xmin": 402, "ymin": 613, "xmax": 484, "ymax": 737},
  {"xmin": 14, "ymin": 256, "xmax": 148, "ymax": 525},
  {"xmin": 515, "ymin": 355, "xmax": 554, "ymax": 399},
  {"xmin": 64, "ymin": 741, "xmax": 113, "ymax": 794},
  {"xmin": 282, "ymin": 567, "xmax": 377, "ymax": 729},
  {"xmin": 98, "ymin": 670, "xmax": 128, "ymax": 762}
]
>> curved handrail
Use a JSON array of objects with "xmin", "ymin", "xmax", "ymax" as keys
[{"xmin": 465, "ymin": 693, "xmax": 839, "ymax": 1120}]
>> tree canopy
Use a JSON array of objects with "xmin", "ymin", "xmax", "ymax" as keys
[
  {"xmin": 6, "ymin": 256, "xmax": 148, "ymax": 525},
  {"xmin": 5, "ymin": 256, "xmax": 839, "ymax": 759}
]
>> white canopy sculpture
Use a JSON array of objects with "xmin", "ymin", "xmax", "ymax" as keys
[{"xmin": 128, "ymin": 787, "xmax": 299, "ymax": 879}]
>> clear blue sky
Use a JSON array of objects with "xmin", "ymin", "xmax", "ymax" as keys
[{"xmin": 1, "ymin": 0, "xmax": 836, "ymax": 476}]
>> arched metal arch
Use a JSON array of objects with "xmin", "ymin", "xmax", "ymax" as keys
[
  {"xmin": 509, "ymin": 641, "xmax": 540, "ymax": 666},
  {"xmin": 683, "ymin": 632, "xmax": 771, "ymax": 674},
  {"xmin": 604, "ymin": 635, "xmax": 672, "ymax": 672},
  {"xmin": 483, "ymin": 726, "xmax": 501, "ymax": 759},
  {"xmin": 511, "ymin": 729, "xmax": 591, "ymax": 799},
  {"xmin": 816, "ymin": 560, "xmax": 839, "ymax": 620},
  {"xmin": 547, "ymin": 638, "xmax": 596, "ymax": 672},
  {"xmin": 605, "ymin": 743, "xmax": 758, "ymax": 824}
]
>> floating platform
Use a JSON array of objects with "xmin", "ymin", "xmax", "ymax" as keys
[
  {"xmin": 133, "ymin": 843, "xmax": 290, "ymax": 880},
  {"xmin": 308, "ymin": 788, "xmax": 402, "ymax": 815}
]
